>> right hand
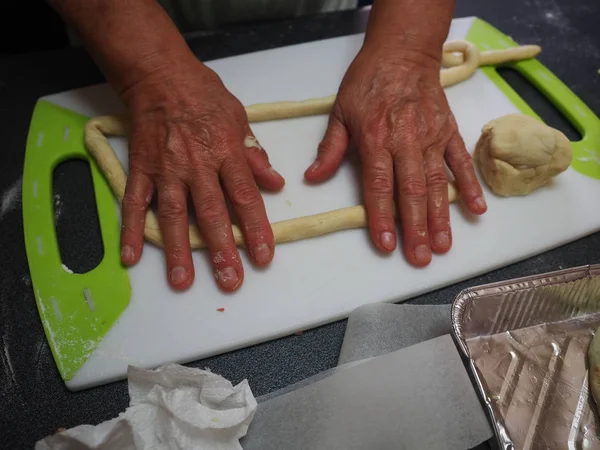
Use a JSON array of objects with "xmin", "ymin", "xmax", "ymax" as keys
[{"xmin": 118, "ymin": 56, "xmax": 285, "ymax": 292}]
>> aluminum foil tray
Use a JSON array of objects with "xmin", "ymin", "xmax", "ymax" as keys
[{"xmin": 451, "ymin": 264, "xmax": 600, "ymax": 449}]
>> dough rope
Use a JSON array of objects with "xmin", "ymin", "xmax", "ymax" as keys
[
  {"xmin": 85, "ymin": 116, "xmax": 459, "ymax": 249},
  {"xmin": 441, "ymin": 44, "xmax": 541, "ymax": 68},
  {"xmin": 84, "ymin": 39, "xmax": 540, "ymax": 249},
  {"xmin": 245, "ymin": 40, "xmax": 541, "ymax": 123}
]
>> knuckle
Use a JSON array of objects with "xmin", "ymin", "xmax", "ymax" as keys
[
  {"xmin": 372, "ymin": 203, "xmax": 394, "ymax": 219},
  {"xmin": 412, "ymin": 228, "xmax": 429, "ymax": 240},
  {"xmin": 368, "ymin": 172, "xmax": 393, "ymax": 194},
  {"xmin": 243, "ymin": 222, "xmax": 270, "ymax": 238},
  {"xmin": 374, "ymin": 213, "xmax": 395, "ymax": 225},
  {"xmin": 122, "ymin": 194, "xmax": 145, "ymax": 211},
  {"xmin": 426, "ymin": 168, "xmax": 448, "ymax": 186},
  {"xmin": 317, "ymin": 137, "xmax": 335, "ymax": 156},
  {"xmin": 447, "ymin": 145, "xmax": 473, "ymax": 167},
  {"xmin": 430, "ymin": 217, "xmax": 450, "ymax": 230},
  {"xmin": 231, "ymin": 181, "xmax": 260, "ymax": 209},
  {"xmin": 128, "ymin": 138, "xmax": 146, "ymax": 159},
  {"xmin": 370, "ymin": 194, "xmax": 394, "ymax": 216},
  {"xmin": 457, "ymin": 150, "xmax": 473, "ymax": 166},
  {"xmin": 159, "ymin": 198, "xmax": 186, "ymax": 224},
  {"xmin": 366, "ymin": 159, "xmax": 393, "ymax": 194},
  {"xmin": 400, "ymin": 178, "xmax": 427, "ymax": 199},
  {"xmin": 166, "ymin": 243, "xmax": 188, "ymax": 257},
  {"xmin": 196, "ymin": 196, "xmax": 225, "ymax": 224}
]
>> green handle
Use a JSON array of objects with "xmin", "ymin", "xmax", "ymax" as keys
[
  {"xmin": 467, "ymin": 18, "xmax": 600, "ymax": 180},
  {"xmin": 22, "ymin": 100, "xmax": 130, "ymax": 381}
]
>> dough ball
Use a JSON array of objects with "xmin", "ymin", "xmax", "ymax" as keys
[{"xmin": 474, "ymin": 114, "xmax": 573, "ymax": 197}]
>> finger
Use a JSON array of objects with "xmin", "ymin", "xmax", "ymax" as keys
[
  {"xmin": 157, "ymin": 180, "xmax": 194, "ymax": 290},
  {"xmin": 361, "ymin": 150, "xmax": 397, "ymax": 252},
  {"xmin": 304, "ymin": 113, "xmax": 349, "ymax": 183},
  {"xmin": 190, "ymin": 169, "xmax": 244, "ymax": 292},
  {"xmin": 221, "ymin": 154, "xmax": 274, "ymax": 267},
  {"xmin": 395, "ymin": 150, "xmax": 431, "ymax": 267},
  {"xmin": 120, "ymin": 169, "xmax": 154, "ymax": 266},
  {"xmin": 242, "ymin": 131, "xmax": 285, "ymax": 191},
  {"xmin": 424, "ymin": 151, "xmax": 451, "ymax": 254},
  {"xmin": 445, "ymin": 132, "xmax": 487, "ymax": 215}
]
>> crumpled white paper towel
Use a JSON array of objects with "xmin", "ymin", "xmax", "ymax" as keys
[{"xmin": 35, "ymin": 364, "xmax": 257, "ymax": 450}]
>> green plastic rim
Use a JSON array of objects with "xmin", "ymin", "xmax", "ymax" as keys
[
  {"xmin": 22, "ymin": 99, "xmax": 131, "ymax": 381},
  {"xmin": 466, "ymin": 18, "xmax": 600, "ymax": 180}
]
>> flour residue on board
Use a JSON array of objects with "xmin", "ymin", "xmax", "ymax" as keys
[
  {"xmin": 0, "ymin": 177, "xmax": 22, "ymax": 220},
  {"xmin": 576, "ymin": 149, "xmax": 600, "ymax": 167},
  {"xmin": 34, "ymin": 289, "xmax": 110, "ymax": 373}
]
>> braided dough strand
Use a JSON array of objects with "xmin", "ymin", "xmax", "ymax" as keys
[{"xmin": 84, "ymin": 39, "xmax": 539, "ymax": 249}]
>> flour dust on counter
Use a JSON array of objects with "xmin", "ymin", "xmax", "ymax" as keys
[
  {"xmin": 509, "ymin": 0, "xmax": 600, "ymax": 75},
  {"xmin": 0, "ymin": 177, "xmax": 22, "ymax": 221},
  {"xmin": 0, "ymin": 280, "xmax": 25, "ymax": 408}
]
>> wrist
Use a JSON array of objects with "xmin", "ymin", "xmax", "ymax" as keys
[
  {"xmin": 119, "ymin": 53, "xmax": 219, "ymax": 112},
  {"xmin": 108, "ymin": 43, "xmax": 199, "ymax": 96},
  {"xmin": 363, "ymin": 0, "xmax": 452, "ymax": 64},
  {"xmin": 358, "ymin": 38, "xmax": 442, "ymax": 71}
]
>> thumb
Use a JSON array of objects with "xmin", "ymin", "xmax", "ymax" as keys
[{"xmin": 304, "ymin": 111, "xmax": 349, "ymax": 183}]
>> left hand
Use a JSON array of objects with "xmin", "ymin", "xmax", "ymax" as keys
[{"xmin": 304, "ymin": 46, "xmax": 487, "ymax": 266}]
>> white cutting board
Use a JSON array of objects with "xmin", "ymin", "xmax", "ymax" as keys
[{"xmin": 39, "ymin": 17, "xmax": 600, "ymax": 389}]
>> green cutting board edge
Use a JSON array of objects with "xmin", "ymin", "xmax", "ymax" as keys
[{"xmin": 22, "ymin": 100, "xmax": 131, "ymax": 381}]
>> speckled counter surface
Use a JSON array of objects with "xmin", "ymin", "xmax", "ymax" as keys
[{"xmin": 1, "ymin": 1, "xmax": 599, "ymax": 447}]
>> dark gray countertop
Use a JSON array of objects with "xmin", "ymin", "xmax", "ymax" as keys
[{"xmin": 1, "ymin": 2, "xmax": 599, "ymax": 448}]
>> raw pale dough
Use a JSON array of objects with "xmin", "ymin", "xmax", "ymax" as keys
[
  {"xmin": 245, "ymin": 40, "xmax": 541, "ymax": 123},
  {"xmin": 474, "ymin": 114, "xmax": 573, "ymax": 197},
  {"xmin": 441, "ymin": 44, "xmax": 541, "ymax": 67},
  {"xmin": 84, "ymin": 40, "xmax": 541, "ymax": 249}
]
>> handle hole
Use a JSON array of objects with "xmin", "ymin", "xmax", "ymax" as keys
[
  {"xmin": 53, "ymin": 159, "xmax": 104, "ymax": 274},
  {"xmin": 496, "ymin": 67, "xmax": 582, "ymax": 141}
]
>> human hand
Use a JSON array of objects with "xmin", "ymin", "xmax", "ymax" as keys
[
  {"xmin": 304, "ymin": 46, "xmax": 487, "ymax": 266},
  {"xmin": 119, "ymin": 57, "xmax": 285, "ymax": 291}
]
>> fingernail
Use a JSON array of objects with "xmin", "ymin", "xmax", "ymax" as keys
[
  {"xmin": 380, "ymin": 232, "xmax": 396, "ymax": 251},
  {"xmin": 269, "ymin": 167, "xmax": 282, "ymax": 177},
  {"xmin": 216, "ymin": 267, "xmax": 239, "ymax": 289},
  {"xmin": 308, "ymin": 161, "xmax": 320, "ymax": 172},
  {"xmin": 414, "ymin": 244, "xmax": 432, "ymax": 264},
  {"xmin": 475, "ymin": 197, "xmax": 487, "ymax": 211},
  {"xmin": 252, "ymin": 243, "xmax": 272, "ymax": 265},
  {"xmin": 434, "ymin": 231, "xmax": 450, "ymax": 249},
  {"xmin": 121, "ymin": 245, "xmax": 135, "ymax": 262},
  {"xmin": 170, "ymin": 266, "xmax": 188, "ymax": 285}
]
